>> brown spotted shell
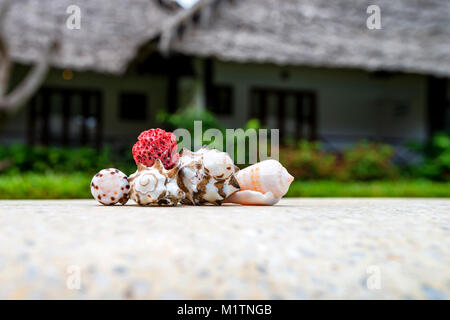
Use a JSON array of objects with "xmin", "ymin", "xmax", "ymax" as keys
[
  {"xmin": 91, "ymin": 168, "xmax": 129, "ymax": 205},
  {"xmin": 177, "ymin": 146, "xmax": 240, "ymax": 205},
  {"xmin": 129, "ymin": 160, "xmax": 184, "ymax": 206}
]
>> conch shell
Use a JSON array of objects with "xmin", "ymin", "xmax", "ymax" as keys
[
  {"xmin": 129, "ymin": 159, "xmax": 185, "ymax": 206},
  {"xmin": 177, "ymin": 146, "xmax": 240, "ymax": 205},
  {"xmin": 226, "ymin": 160, "xmax": 294, "ymax": 205}
]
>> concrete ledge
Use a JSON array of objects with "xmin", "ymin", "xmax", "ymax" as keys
[{"xmin": 0, "ymin": 199, "xmax": 448, "ymax": 299}]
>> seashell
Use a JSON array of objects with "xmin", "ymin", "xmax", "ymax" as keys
[
  {"xmin": 225, "ymin": 190, "xmax": 279, "ymax": 206},
  {"xmin": 91, "ymin": 168, "xmax": 130, "ymax": 205},
  {"xmin": 129, "ymin": 160, "xmax": 185, "ymax": 206},
  {"xmin": 177, "ymin": 146, "xmax": 240, "ymax": 205},
  {"xmin": 226, "ymin": 160, "xmax": 294, "ymax": 205}
]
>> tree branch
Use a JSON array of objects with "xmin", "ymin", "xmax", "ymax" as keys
[
  {"xmin": 0, "ymin": 49, "xmax": 51, "ymax": 113},
  {"xmin": 0, "ymin": 1, "xmax": 11, "ymax": 97},
  {"xmin": 0, "ymin": 0, "xmax": 53, "ymax": 114},
  {"xmin": 0, "ymin": 50, "xmax": 11, "ymax": 98}
]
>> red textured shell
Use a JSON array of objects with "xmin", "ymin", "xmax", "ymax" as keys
[{"xmin": 132, "ymin": 128, "xmax": 179, "ymax": 169}]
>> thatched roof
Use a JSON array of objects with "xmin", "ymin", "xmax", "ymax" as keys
[
  {"xmin": 3, "ymin": 0, "xmax": 180, "ymax": 74},
  {"xmin": 163, "ymin": 0, "xmax": 450, "ymax": 77}
]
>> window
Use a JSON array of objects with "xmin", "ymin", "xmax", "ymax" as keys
[
  {"xmin": 27, "ymin": 87, "xmax": 103, "ymax": 147},
  {"xmin": 119, "ymin": 92, "xmax": 148, "ymax": 120},
  {"xmin": 208, "ymin": 85, "xmax": 233, "ymax": 115},
  {"xmin": 250, "ymin": 88, "xmax": 317, "ymax": 142}
]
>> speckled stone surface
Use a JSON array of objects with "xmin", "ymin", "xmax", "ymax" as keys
[{"xmin": 0, "ymin": 199, "xmax": 449, "ymax": 299}]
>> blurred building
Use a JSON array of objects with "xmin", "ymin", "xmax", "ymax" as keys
[{"xmin": 0, "ymin": 0, "xmax": 449, "ymax": 151}]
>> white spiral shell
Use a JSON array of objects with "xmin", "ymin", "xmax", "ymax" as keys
[
  {"xmin": 177, "ymin": 146, "xmax": 240, "ymax": 205},
  {"xmin": 226, "ymin": 160, "xmax": 294, "ymax": 205},
  {"xmin": 129, "ymin": 160, "xmax": 184, "ymax": 206}
]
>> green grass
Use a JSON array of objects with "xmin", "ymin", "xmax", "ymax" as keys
[
  {"xmin": 0, "ymin": 173, "xmax": 449, "ymax": 199},
  {"xmin": 0, "ymin": 173, "xmax": 92, "ymax": 199},
  {"xmin": 286, "ymin": 180, "xmax": 450, "ymax": 198}
]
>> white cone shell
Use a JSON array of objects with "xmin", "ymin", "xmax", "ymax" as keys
[
  {"xmin": 226, "ymin": 160, "xmax": 294, "ymax": 205},
  {"xmin": 234, "ymin": 160, "xmax": 293, "ymax": 198}
]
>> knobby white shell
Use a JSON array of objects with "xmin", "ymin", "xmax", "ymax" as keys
[
  {"xmin": 177, "ymin": 146, "xmax": 240, "ymax": 205},
  {"xmin": 226, "ymin": 160, "xmax": 294, "ymax": 205},
  {"xmin": 129, "ymin": 160, "xmax": 184, "ymax": 206}
]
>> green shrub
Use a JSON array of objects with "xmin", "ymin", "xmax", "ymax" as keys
[
  {"xmin": 157, "ymin": 106, "xmax": 224, "ymax": 134},
  {"xmin": 408, "ymin": 133, "xmax": 450, "ymax": 181},
  {"xmin": 338, "ymin": 141, "xmax": 397, "ymax": 181},
  {"xmin": 157, "ymin": 107, "xmax": 225, "ymax": 151},
  {"xmin": 158, "ymin": 109, "xmax": 274, "ymax": 165},
  {"xmin": 280, "ymin": 140, "xmax": 397, "ymax": 181},
  {"xmin": 280, "ymin": 141, "xmax": 337, "ymax": 180},
  {"xmin": 0, "ymin": 144, "xmax": 135, "ymax": 176}
]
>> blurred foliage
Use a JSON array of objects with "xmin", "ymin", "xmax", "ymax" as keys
[
  {"xmin": 156, "ymin": 106, "xmax": 224, "ymax": 133},
  {"xmin": 245, "ymin": 118, "xmax": 263, "ymax": 131},
  {"xmin": 158, "ymin": 108, "xmax": 272, "ymax": 165},
  {"xmin": 339, "ymin": 141, "xmax": 397, "ymax": 181},
  {"xmin": 280, "ymin": 141, "xmax": 337, "ymax": 180},
  {"xmin": 407, "ymin": 132, "xmax": 450, "ymax": 181},
  {"xmin": 280, "ymin": 140, "xmax": 397, "ymax": 181},
  {"xmin": 157, "ymin": 107, "xmax": 225, "ymax": 150},
  {"xmin": 0, "ymin": 144, "xmax": 136, "ymax": 176}
]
